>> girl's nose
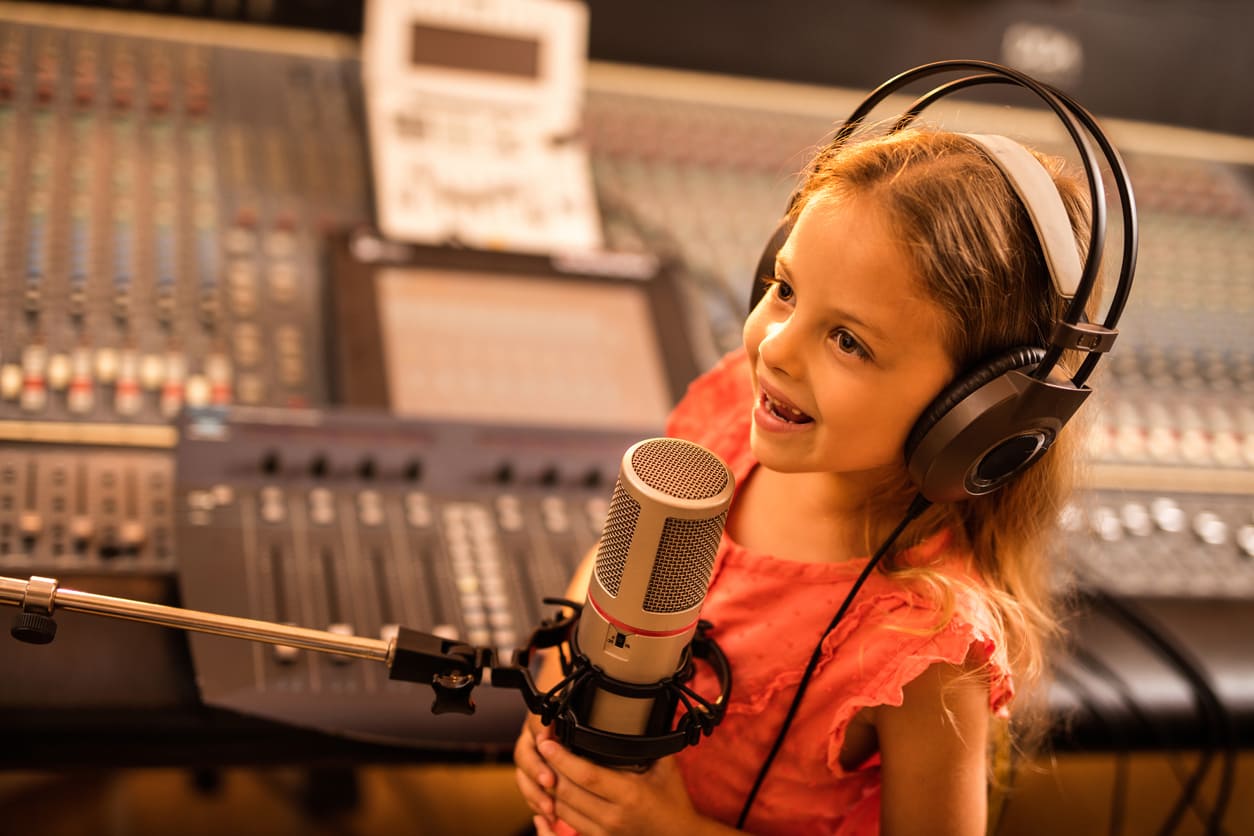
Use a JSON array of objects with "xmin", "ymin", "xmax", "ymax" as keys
[{"xmin": 758, "ymin": 317, "xmax": 802, "ymax": 378}]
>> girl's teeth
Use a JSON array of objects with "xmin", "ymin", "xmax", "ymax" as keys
[{"xmin": 767, "ymin": 394, "xmax": 806, "ymax": 419}]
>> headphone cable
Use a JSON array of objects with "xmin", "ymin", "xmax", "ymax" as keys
[{"xmin": 735, "ymin": 492, "xmax": 931, "ymax": 829}]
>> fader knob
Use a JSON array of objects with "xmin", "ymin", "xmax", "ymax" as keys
[
  {"xmin": 70, "ymin": 515, "xmax": 95, "ymax": 549},
  {"xmin": 46, "ymin": 353, "xmax": 71, "ymax": 391},
  {"xmin": 118, "ymin": 519, "xmax": 148, "ymax": 552},
  {"xmin": 18, "ymin": 511, "xmax": 43, "ymax": 540},
  {"xmin": 68, "ymin": 348, "xmax": 94, "ymax": 414},
  {"xmin": 0, "ymin": 363, "xmax": 22, "ymax": 400}
]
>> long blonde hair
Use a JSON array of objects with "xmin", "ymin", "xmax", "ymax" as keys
[{"xmin": 790, "ymin": 127, "xmax": 1096, "ymax": 743}]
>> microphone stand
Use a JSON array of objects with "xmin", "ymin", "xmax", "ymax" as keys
[
  {"xmin": 0, "ymin": 572, "xmax": 545, "ymax": 716},
  {"xmin": 1, "ymin": 573, "xmax": 731, "ymax": 764}
]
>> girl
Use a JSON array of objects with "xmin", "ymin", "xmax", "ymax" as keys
[{"xmin": 514, "ymin": 124, "xmax": 1095, "ymax": 835}]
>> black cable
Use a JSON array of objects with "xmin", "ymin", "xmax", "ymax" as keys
[
  {"xmin": 735, "ymin": 492, "xmax": 932, "ymax": 829},
  {"xmin": 1052, "ymin": 657, "xmax": 1134, "ymax": 836},
  {"xmin": 1081, "ymin": 587, "xmax": 1235, "ymax": 836},
  {"xmin": 1072, "ymin": 645, "xmax": 1225, "ymax": 835},
  {"xmin": 1110, "ymin": 749, "xmax": 1131, "ymax": 836}
]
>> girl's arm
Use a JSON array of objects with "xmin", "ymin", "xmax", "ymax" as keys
[{"xmin": 875, "ymin": 658, "xmax": 991, "ymax": 836}]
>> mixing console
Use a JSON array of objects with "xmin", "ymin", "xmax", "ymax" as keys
[
  {"xmin": 0, "ymin": 7, "xmax": 371, "ymax": 578},
  {"xmin": 173, "ymin": 406, "xmax": 637, "ymax": 748},
  {"xmin": 0, "ymin": 10, "xmax": 369, "ymax": 428}
]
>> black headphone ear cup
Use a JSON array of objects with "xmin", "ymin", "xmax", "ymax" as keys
[
  {"xmin": 749, "ymin": 217, "xmax": 794, "ymax": 314},
  {"xmin": 904, "ymin": 346, "xmax": 1051, "ymax": 502}
]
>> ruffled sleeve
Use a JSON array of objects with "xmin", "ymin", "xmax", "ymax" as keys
[{"xmin": 815, "ymin": 568, "xmax": 1016, "ymax": 777}]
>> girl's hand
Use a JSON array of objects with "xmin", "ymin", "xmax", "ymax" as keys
[
  {"xmin": 514, "ymin": 720, "xmax": 560, "ymax": 824},
  {"xmin": 534, "ymin": 739, "xmax": 728, "ymax": 836}
]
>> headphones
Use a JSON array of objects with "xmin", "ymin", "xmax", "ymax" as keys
[{"xmin": 749, "ymin": 59, "xmax": 1138, "ymax": 504}]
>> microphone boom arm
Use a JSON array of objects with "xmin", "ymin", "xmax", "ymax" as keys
[
  {"xmin": 2, "ymin": 573, "xmax": 503, "ymax": 715},
  {"xmin": 1, "ymin": 574, "xmax": 731, "ymax": 756}
]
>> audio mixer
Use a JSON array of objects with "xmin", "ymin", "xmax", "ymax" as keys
[
  {"xmin": 172, "ymin": 406, "xmax": 647, "ymax": 750},
  {"xmin": 0, "ymin": 5, "xmax": 370, "ymax": 578},
  {"xmin": 0, "ymin": 11, "xmax": 369, "ymax": 428}
]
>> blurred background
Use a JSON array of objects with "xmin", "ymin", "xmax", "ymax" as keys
[{"xmin": 0, "ymin": 1, "xmax": 1251, "ymax": 833}]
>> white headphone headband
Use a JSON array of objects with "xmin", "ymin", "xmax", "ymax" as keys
[{"xmin": 963, "ymin": 133, "xmax": 1082, "ymax": 299}]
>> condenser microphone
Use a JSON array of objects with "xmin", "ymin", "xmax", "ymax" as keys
[{"xmin": 572, "ymin": 437, "xmax": 735, "ymax": 743}]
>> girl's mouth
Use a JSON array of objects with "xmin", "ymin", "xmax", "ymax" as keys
[{"xmin": 761, "ymin": 391, "xmax": 814, "ymax": 425}]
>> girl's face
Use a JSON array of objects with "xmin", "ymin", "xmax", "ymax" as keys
[{"xmin": 743, "ymin": 194, "xmax": 957, "ymax": 485}]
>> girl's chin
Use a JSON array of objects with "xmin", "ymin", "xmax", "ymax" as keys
[
  {"xmin": 748, "ymin": 428, "xmax": 814, "ymax": 472},
  {"xmin": 749, "ymin": 429, "xmax": 902, "ymax": 481}
]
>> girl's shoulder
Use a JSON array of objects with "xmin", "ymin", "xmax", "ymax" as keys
[
  {"xmin": 837, "ymin": 535, "xmax": 1017, "ymax": 718},
  {"xmin": 714, "ymin": 529, "xmax": 1015, "ymax": 719}
]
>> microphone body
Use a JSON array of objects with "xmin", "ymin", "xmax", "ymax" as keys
[{"xmin": 573, "ymin": 437, "xmax": 734, "ymax": 742}]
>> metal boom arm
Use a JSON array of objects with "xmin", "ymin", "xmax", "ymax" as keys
[{"xmin": 0, "ymin": 573, "xmax": 503, "ymax": 715}]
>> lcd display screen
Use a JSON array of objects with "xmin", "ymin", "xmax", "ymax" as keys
[
  {"xmin": 375, "ymin": 266, "xmax": 673, "ymax": 431},
  {"xmin": 410, "ymin": 23, "xmax": 540, "ymax": 79}
]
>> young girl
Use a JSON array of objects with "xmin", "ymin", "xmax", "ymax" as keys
[{"xmin": 513, "ymin": 124, "xmax": 1095, "ymax": 835}]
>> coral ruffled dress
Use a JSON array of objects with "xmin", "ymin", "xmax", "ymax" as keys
[{"xmin": 667, "ymin": 350, "xmax": 1014, "ymax": 835}]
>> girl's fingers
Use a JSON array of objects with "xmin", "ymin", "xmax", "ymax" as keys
[
  {"xmin": 513, "ymin": 724, "xmax": 559, "ymax": 820},
  {"xmin": 538, "ymin": 740, "xmax": 635, "ymax": 833},
  {"xmin": 514, "ymin": 760, "xmax": 556, "ymax": 819},
  {"xmin": 538, "ymin": 740, "xmax": 626, "ymax": 798},
  {"xmin": 514, "ymin": 726, "xmax": 556, "ymax": 790}
]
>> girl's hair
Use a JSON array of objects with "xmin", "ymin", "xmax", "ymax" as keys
[{"xmin": 791, "ymin": 127, "xmax": 1097, "ymax": 749}]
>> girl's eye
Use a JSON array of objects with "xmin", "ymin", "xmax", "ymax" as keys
[
  {"xmin": 773, "ymin": 279, "xmax": 794, "ymax": 302},
  {"xmin": 833, "ymin": 328, "xmax": 871, "ymax": 360}
]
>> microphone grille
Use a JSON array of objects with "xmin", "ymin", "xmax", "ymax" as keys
[
  {"xmin": 643, "ymin": 512, "xmax": 727, "ymax": 613},
  {"xmin": 629, "ymin": 438, "xmax": 730, "ymax": 500},
  {"xmin": 595, "ymin": 480, "xmax": 640, "ymax": 597}
]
